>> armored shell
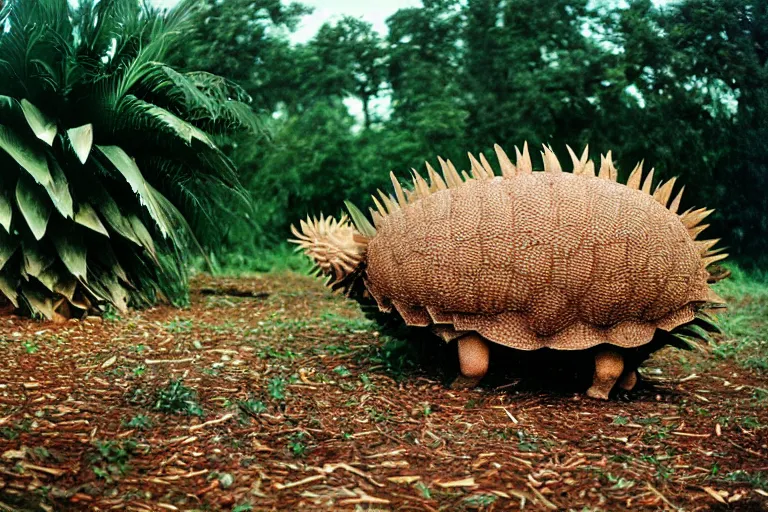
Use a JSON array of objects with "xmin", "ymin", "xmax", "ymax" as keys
[{"xmin": 292, "ymin": 144, "xmax": 726, "ymax": 352}]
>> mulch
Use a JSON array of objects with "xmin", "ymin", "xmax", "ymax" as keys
[{"xmin": 0, "ymin": 273, "xmax": 766, "ymax": 511}]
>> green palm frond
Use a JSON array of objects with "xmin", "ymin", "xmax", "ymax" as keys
[{"xmin": 0, "ymin": 0, "xmax": 259, "ymax": 319}]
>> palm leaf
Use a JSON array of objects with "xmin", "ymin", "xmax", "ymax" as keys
[
  {"xmin": 0, "ymin": 125, "xmax": 52, "ymax": 186},
  {"xmin": 74, "ymin": 203, "xmax": 109, "ymax": 237},
  {"xmin": 0, "ymin": 189, "xmax": 12, "ymax": 233},
  {"xmin": 15, "ymin": 174, "xmax": 52, "ymax": 240},
  {"xmin": 20, "ymin": 99, "xmax": 57, "ymax": 146},
  {"xmin": 0, "ymin": 0, "xmax": 259, "ymax": 317},
  {"xmin": 51, "ymin": 229, "xmax": 87, "ymax": 281},
  {"xmin": 0, "ymin": 229, "xmax": 19, "ymax": 270},
  {"xmin": 67, "ymin": 124, "xmax": 94, "ymax": 164},
  {"xmin": 97, "ymin": 144, "xmax": 185, "ymax": 242}
]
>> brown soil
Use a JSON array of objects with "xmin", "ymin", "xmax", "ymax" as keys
[{"xmin": 0, "ymin": 273, "xmax": 766, "ymax": 511}]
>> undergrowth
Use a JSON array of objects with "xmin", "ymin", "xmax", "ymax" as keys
[{"xmin": 712, "ymin": 265, "xmax": 768, "ymax": 372}]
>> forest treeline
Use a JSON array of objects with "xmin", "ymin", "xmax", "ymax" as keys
[{"xmin": 172, "ymin": 0, "xmax": 767, "ymax": 265}]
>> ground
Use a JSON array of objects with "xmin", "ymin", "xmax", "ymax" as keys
[{"xmin": 0, "ymin": 273, "xmax": 766, "ymax": 512}]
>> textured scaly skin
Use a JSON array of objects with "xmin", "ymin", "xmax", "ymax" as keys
[
  {"xmin": 291, "ymin": 143, "xmax": 726, "ymax": 360},
  {"xmin": 364, "ymin": 172, "xmax": 710, "ymax": 351}
]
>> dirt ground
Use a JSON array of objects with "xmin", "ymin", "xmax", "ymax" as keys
[{"xmin": 0, "ymin": 273, "xmax": 766, "ymax": 511}]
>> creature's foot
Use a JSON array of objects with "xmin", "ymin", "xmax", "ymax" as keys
[
  {"xmin": 454, "ymin": 333, "xmax": 490, "ymax": 388},
  {"xmin": 450, "ymin": 374, "xmax": 483, "ymax": 390},
  {"xmin": 618, "ymin": 369, "xmax": 638, "ymax": 391},
  {"xmin": 586, "ymin": 349, "xmax": 624, "ymax": 400}
]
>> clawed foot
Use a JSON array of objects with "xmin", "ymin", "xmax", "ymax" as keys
[
  {"xmin": 618, "ymin": 370, "xmax": 638, "ymax": 391},
  {"xmin": 586, "ymin": 385, "xmax": 611, "ymax": 400},
  {"xmin": 451, "ymin": 333, "xmax": 490, "ymax": 390},
  {"xmin": 586, "ymin": 349, "xmax": 624, "ymax": 400},
  {"xmin": 449, "ymin": 374, "xmax": 482, "ymax": 390}
]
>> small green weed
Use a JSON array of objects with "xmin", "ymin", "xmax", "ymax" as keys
[
  {"xmin": 415, "ymin": 481, "xmax": 432, "ymax": 499},
  {"xmin": 359, "ymin": 373, "xmax": 375, "ymax": 391},
  {"xmin": 333, "ymin": 365, "xmax": 351, "ymax": 377},
  {"xmin": 462, "ymin": 493, "xmax": 497, "ymax": 507},
  {"xmin": 124, "ymin": 415, "xmax": 152, "ymax": 430},
  {"xmin": 238, "ymin": 398, "xmax": 267, "ymax": 416},
  {"xmin": 724, "ymin": 470, "xmax": 767, "ymax": 490},
  {"xmin": 606, "ymin": 473, "xmax": 635, "ymax": 489},
  {"xmin": 288, "ymin": 432, "xmax": 308, "ymax": 458},
  {"xmin": 268, "ymin": 377, "xmax": 286, "ymax": 400},
  {"xmin": 516, "ymin": 430, "xmax": 539, "ymax": 452},
  {"xmin": 154, "ymin": 379, "xmax": 203, "ymax": 416},
  {"xmin": 102, "ymin": 306, "xmax": 121, "ymax": 322},
  {"xmin": 90, "ymin": 439, "xmax": 136, "ymax": 481},
  {"xmin": 164, "ymin": 317, "xmax": 194, "ymax": 333}
]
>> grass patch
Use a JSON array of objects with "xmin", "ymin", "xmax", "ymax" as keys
[
  {"xmin": 723, "ymin": 470, "xmax": 767, "ymax": 490},
  {"xmin": 206, "ymin": 246, "xmax": 312, "ymax": 275},
  {"xmin": 711, "ymin": 265, "xmax": 768, "ymax": 371}
]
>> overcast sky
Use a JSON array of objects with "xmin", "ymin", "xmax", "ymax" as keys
[{"xmin": 290, "ymin": 0, "xmax": 420, "ymax": 42}]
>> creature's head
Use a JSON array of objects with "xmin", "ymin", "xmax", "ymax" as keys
[{"xmin": 289, "ymin": 210, "xmax": 371, "ymax": 288}]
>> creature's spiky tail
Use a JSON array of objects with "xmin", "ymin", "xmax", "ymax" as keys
[{"xmin": 289, "ymin": 213, "xmax": 368, "ymax": 288}]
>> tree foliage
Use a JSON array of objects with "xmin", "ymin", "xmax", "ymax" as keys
[
  {"xmin": 0, "ymin": 0, "xmax": 258, "ymax": 318},
  {"xmin": 178, "ymin": 0, "xmax": 768, "ymax": 263}
]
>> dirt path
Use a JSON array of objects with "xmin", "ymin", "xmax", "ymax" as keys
[{"xmin": 0, "ymin": 273, "xmax": 766, "ymax": 511}]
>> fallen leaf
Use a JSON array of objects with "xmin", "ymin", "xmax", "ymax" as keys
[
  {"xmin": 436, "ymin": 478, "xmax": 476, "ymax": 488},
  {"xmin": 387, "ymin": 476, "xmax": 420, "ymax": 484},
  {"xmin": 101, "ymin": 355, "xmax": 117, "ymax": 368},
  {"xmin": 702, "ymin": 487, "xmax": 726, "ymax": 504},
  {"xmin": 2, "ymin": 449, "xmax": 26, "ymax": 460}
]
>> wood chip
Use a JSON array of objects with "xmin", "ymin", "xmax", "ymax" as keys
[
  {"xmin": 436, "ymin": 478, "xmax": 476, "ymax": 488},
  {"xmin": 19, "ymin": 463, "xmax": 66, "ymax": 477},
  {"xmin": 101, "ymin": 355, "xmax": 117, "ymax": 368},
  {"xmin": 702, "ymin": 486, "xmax": 727, "ymax": 504},
  {"xmin": 322, "ymin": 463, "xmax": 384, "ymax": 487},
  {"xmin": 387, "ymin": 476, "xmax": 421, "ymax": 484},
  {"xmin": 273, "ymin": 475, "xmax": 326, "ymax": 490},
  {"xmin": 144, "ymin": 358, "xmax": 195, "ymax": 365},
  {"xmin": 671, "ymin": 431, "xmax": 710, "ymax": 438},
  {"xmin": 364, "ymin": 449, "xmax": 406, "ymax": 459},
  {"xmin": 338, "ymin": 492, "xmax": 390, "ymax": 506},
  {"xmin": 2, "ymin": 449, "xmax": 26, "ymax": 460},
  {"xmin": 647, "ymin": 483, "xmax": 681, "ymax": 511},
  {"xmin": 188, "ymin": 413, "xmax": 234, "ymax": 432},
  {"xmin": 503, "ymin": 407, "xmax": 519, "ymax": 424},
  {"xmin": 527, "ymin": 483, "xmax": 557, "ymax": 509}
]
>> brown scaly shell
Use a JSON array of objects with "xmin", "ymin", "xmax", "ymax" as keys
[{"xmin": 291, "ymin": 143, "xmax": 727, "ymax": 351}]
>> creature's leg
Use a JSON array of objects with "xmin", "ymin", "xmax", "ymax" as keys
[
  {"xmin": 618, "ymin": 369, "xmax": 638, "ymax": 391},
  {"xmin": 586, "ymin": 349, "xmax": 624, "ymax": 400},
  {"xmin": 450, "ymin": 333, "xmax": 490, "ymax": 389}
]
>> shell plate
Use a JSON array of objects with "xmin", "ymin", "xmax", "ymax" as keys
[{"xmin": 364, "ymin": 173, "xmax": 712, "ymax": 350}]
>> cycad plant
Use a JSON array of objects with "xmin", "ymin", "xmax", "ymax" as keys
[{"xmin": 0, "ymin": 0, "xmax": 257, "ymax": 320}]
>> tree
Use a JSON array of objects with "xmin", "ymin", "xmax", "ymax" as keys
[
  {"xmin": 661, "ymin": 0, "xmax": 768, "ymax": 258},
  {"xmin": 170, "ymin": 0, "xmax": 312, "ymax": 112},
  {"xmin": 384, "ymin": 0, "xmax": 470, "ymax": 168},
  {"xmin": 0, "ymin": 0, "xmax": 258, "ymax": 319},
  {"xmin": 231, "ymin": 100, "xmax": 360, "ymax": 247},
  {"xmin": 312, "ymin": 17, "xmax": 386, "ymax": 129}
]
